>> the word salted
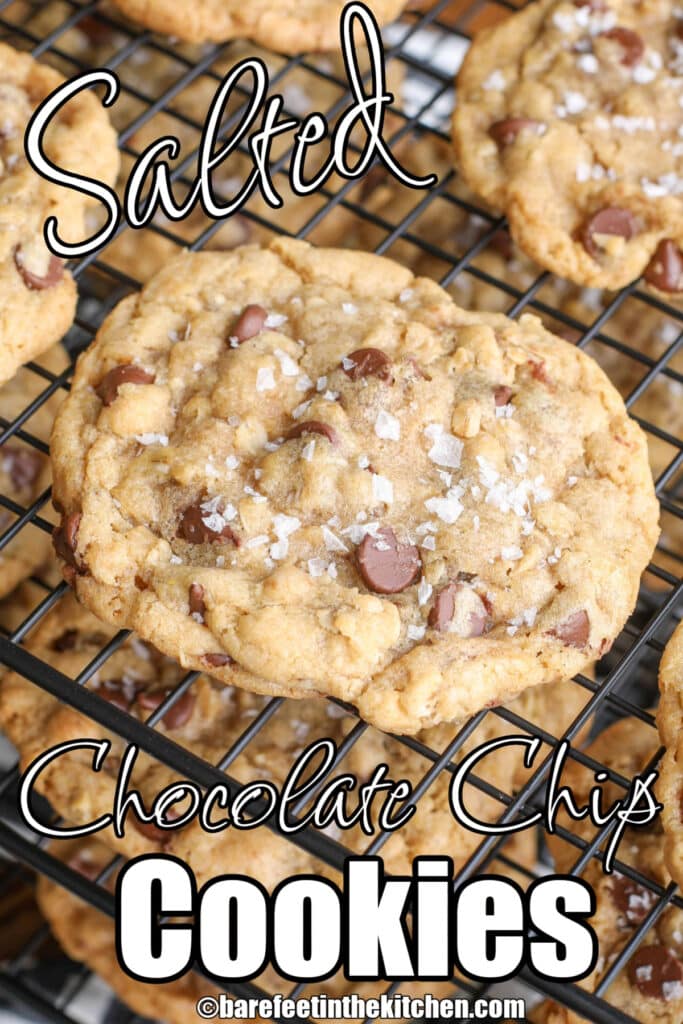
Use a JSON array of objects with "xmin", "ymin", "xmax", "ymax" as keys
[{"xmin": 24, "ymin": 3, "xmax": 436, "ymax": 260}]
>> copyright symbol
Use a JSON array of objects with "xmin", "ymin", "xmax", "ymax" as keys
[{"xmin": 196, "ymin": 996, "xmax": 219, "ymax": 1019}]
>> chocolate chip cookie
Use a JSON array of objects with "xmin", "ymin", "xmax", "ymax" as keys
[
  {"xmin": 453, "ymin": 0, "xmax": 683, "ymax": 292},
  {"xmin": 108, "ymin": 0, "xmax": 410, "ymax": 50},
  {"xmin": 0, "ymin": 591, "xmax": 598, "ymax": 879},
  {"xmin": 545, "ymin": 715, "xmax": 683, "ymax": 1023},
  {"xmin": 0, "ymin": 42, "xmax": 119, "ymax": 385},
  {"xmin": 0, "ymin": 345, "xmax": 68, "ymax": 598},
  {"xmin": 35, "ymin": 838, "xmax": 462, "ymax": 1024},
  {"xmin": 49, "ymin": 238, "xmax": 659, "ymax": 733},
  {"xmin": 656, "ymin": 620, "xmax": 683, "ymax": 891}
]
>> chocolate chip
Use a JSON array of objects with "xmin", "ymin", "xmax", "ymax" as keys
[
  {"xmin": 628, "ymin": 945, "xmax": 683, "ymax": 999},
  {"xmin": 428, "ymin": 582, "xmax": 488, "ymax": 636},
  {"xmin": 286, "ymin": 420, "xmax": 339, "ymax": 446},
  {"xmin": 644, "ymin": 240, "xmax": 683, "ymax": 292},
  {"xmin": 494, "ymin": 386, "xmax": 513, "ymax": 407},
  {"xmin": 428, "ymin": 583, "xmax": 458, "ymax": 631},
  {"xmin": 96, "ymin": 364, "xmax": 155, "ymax": 406},
  {"xmin": 600, "ymin": 26, "xmax": 645, "ymax": 66},
  {"xmin": 133, "ymin": 819, "xmax": 169, "ymax": 843},
  {"xmin": 549, "ymin": 610, "xmax": 590, "ymax": 649},
  {"xmin": 178, "ymin": 505, "xmax": 239, "ymax": 545},
  {"xmin": 96, "ymin": 679, "xmax": 134, "ymax": 713},
  {"xmin": 52, "ymin": 512, "xmax": 82, "ymax": 570},
  {"xmin": 231, "ymin": 304, "xmax": 268, "ymax": 344},
  {"xmin": 202, "ymin": 653, "xmax": 235, "ymax": 668},
  {"xmin": 611, "ymin": 874, "xmax": 657, "ymax": 927},
  {"xmin": 14, "ymin": 247, "xmax": 64, "ymax": 290},
  {"xmin": 342, "ymin": 348, "xmax": 393, "ymax": 382},
  {"xmin": 188, "ymin": 582, "xmax": 206, "ymax": 619},
  {"xmin": 76, "ymin": 14, "xmax": 111, "ymax": 43},
  {"xmin": 52, "ymin": 629, "xmax": 79, "ymax": 652},
  {"xmin": 67, "ymin": 853, "xmax": 101, "ymax": 881},
  {"xmin": 1, "ymin": 446, "xmax": 42, "ymax": 492},
  {"xmin": 580, "ymin": 207, "xmax": 636, "ymax": 259},
  {"xmin": 137, "ymin": 688, "xmax": 196, "ymax": 730},
  {"xmin": 489, "ymin": 118, "xmax": 545, "ymax": 148},
  {"xmin": 356, "ymin": 527, "xmax": 421, "ymax": 595},
  {"xmin": 489, "ymin": 229, "xmax": 514, "ymax": 261}
]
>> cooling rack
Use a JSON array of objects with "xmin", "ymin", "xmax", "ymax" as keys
[{"xmin": 0, "ymin": 0, "xmax": 682, "ymax": 1022}]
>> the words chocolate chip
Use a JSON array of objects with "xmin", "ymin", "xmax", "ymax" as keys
[
  {"xmin": 178, "ymin": 505, "xmax": 239, "ymax": 545},
  {"xmin": 231, "ymin": 304, "xmax": 268, "ymax": 344},
  {"xmin": 628, "ymin": 945, "xmax": 683, "ymax": 999},
  {"xmin": 644, "ymin": 240, "xmax": 683, "ymax": 292},
  {"xmin": 14, "ymin": 247, "xmax": 64, "ymax": 291},
  {"xmin": 52, "ymin": 512, "xmax": 82, "ymax": 570},
  {"xmin": 356, "ymin": 526, "xmax": 421, "ymax": 595},
  {"xmin": 188, "ymin": 582, "xmax": 206, "ymax": 618},
  {"xmin": 580, "ymin": 207, "xmax": 636, "ymax": 259},
  {"xmin": 286, "ymin": 420, "xmax": 339, "ymax": 445},
  {"xmin": 202, "ymin": 652, "xmax": 235, "ymax": 668},
  {"xmin": 600, "ymin": 26, "xmax": 645, "ymax": 66},
  {"xmin": 137, "ymin": 688, "xmax": 196, "ymax": 730},
  {"xmin": 1, "ymin": 445, "xmax": 42, "ymax": 492},
  {"xmin": 342, "ymin": 348, "xmax": 393, "ymax": 382},
  {"xmin": 494, "ymin": 386, "xmax": 513, "ymax": 407},
  {"xmin": 96, "ymin": 364, "xmax": 155, "ymax": 406},
  {"xmin": 550, "ymin": 610, "xmax": 590, "ymax": 649},
  {"xmin": 611, "ymin": 874, "xmax": 657, "ymax": 927},
  {"xmin": 489, "ymin": 118, "xmax": 545, "ymax": 148}
]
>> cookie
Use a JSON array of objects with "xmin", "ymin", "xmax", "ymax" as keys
[
  {"xmin": 36, "ymin": 838, "xmax": 466, "ymax": 1024},
  {"xmin": 0, "ymin": 42, "xmax": 119, "ymax": 386},
  {"xmin": 656, "ymin": 619, "xmax": 683, "ymax": 890},
  {"xmin": 361, "ymin": 139, "xmax": 682, "ymax": 582},
  {"xmin": 0, "ymin": 345, "xmax": 69, "ymax": 598},
  {"xmin": 0, "ymin": 591, "xmax": 599, "ymax": 882},
  {"xmin": 108, "ymin": 0, "xmax": 410, "ymax": 51},
  {"xmin": 453, "ymin": 0, "xmax": 683, "ymax": 292},
  {"xmin": 544, "ymin": 715, "xmax": 683, "ymax": 1024},
  {"xmin": 49, "ymin": 237, "xmax": 658, "ymax": 733}
]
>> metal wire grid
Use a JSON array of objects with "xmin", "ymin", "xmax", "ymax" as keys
[{"xmin": 0, "ymin": 0, "xmax": 680, "ymax": 1022}]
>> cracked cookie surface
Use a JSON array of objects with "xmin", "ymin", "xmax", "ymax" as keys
[
  {"xmin": 0, "ymin": 42, "xmax": 119, "ymax": 385},
  {"xmin": 109, "ymin": 0, "xmax": 409, "ymax": 50},
  {"xmin": 453, "ymin": 0, "xmax": 683, "ymax": 291},
  {"xmin": 50, "ymin": 238, "xmax": 658, "ymax": 733}
]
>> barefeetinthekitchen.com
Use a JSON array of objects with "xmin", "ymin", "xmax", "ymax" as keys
[
  {"xmin": 19, "ymin": 732, "xmax": 660, "ymax": 872},
  {"xmin": 23, "ymin": 2, "xmax": 436, "ymax": 262}
]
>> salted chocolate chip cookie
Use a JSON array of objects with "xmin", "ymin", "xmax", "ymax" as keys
[
  {"xmin": 0, "ymin": 592, "xmax": 598, "ymax": 879},
  {"xmin": 656, "ymin": 620, "xmax": 683, "ymax": 890},
  {"xmin": 453, "ymin": 0, "xmax": 683, "ymax": 292},
  {"xmin": 544, "ymin": 716, "xmax": 683, "ymax": 1023},
  {"xmin": 109, "ymin": 0, "xmax": 410, "ymax": 49},
  {"xmin": 0, "ymin": 42, "xmax": 119, "ymax": 386},
  {"xmin": 49, "ymin": 238, "xmax": 658, "ymax": 733}
]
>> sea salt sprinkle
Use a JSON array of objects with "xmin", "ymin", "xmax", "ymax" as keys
[
  {"xmin": 424, "ymin": 423, "xmax": 463, "ymax": 469},
  {"xmin": 375, "ymin": 410, "xmax": 401, "ymax": 441}
]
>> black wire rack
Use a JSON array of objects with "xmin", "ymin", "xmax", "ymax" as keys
[{"xmin": 0, "ymin": 0, "xmax": 682, "ymax": 1022}]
